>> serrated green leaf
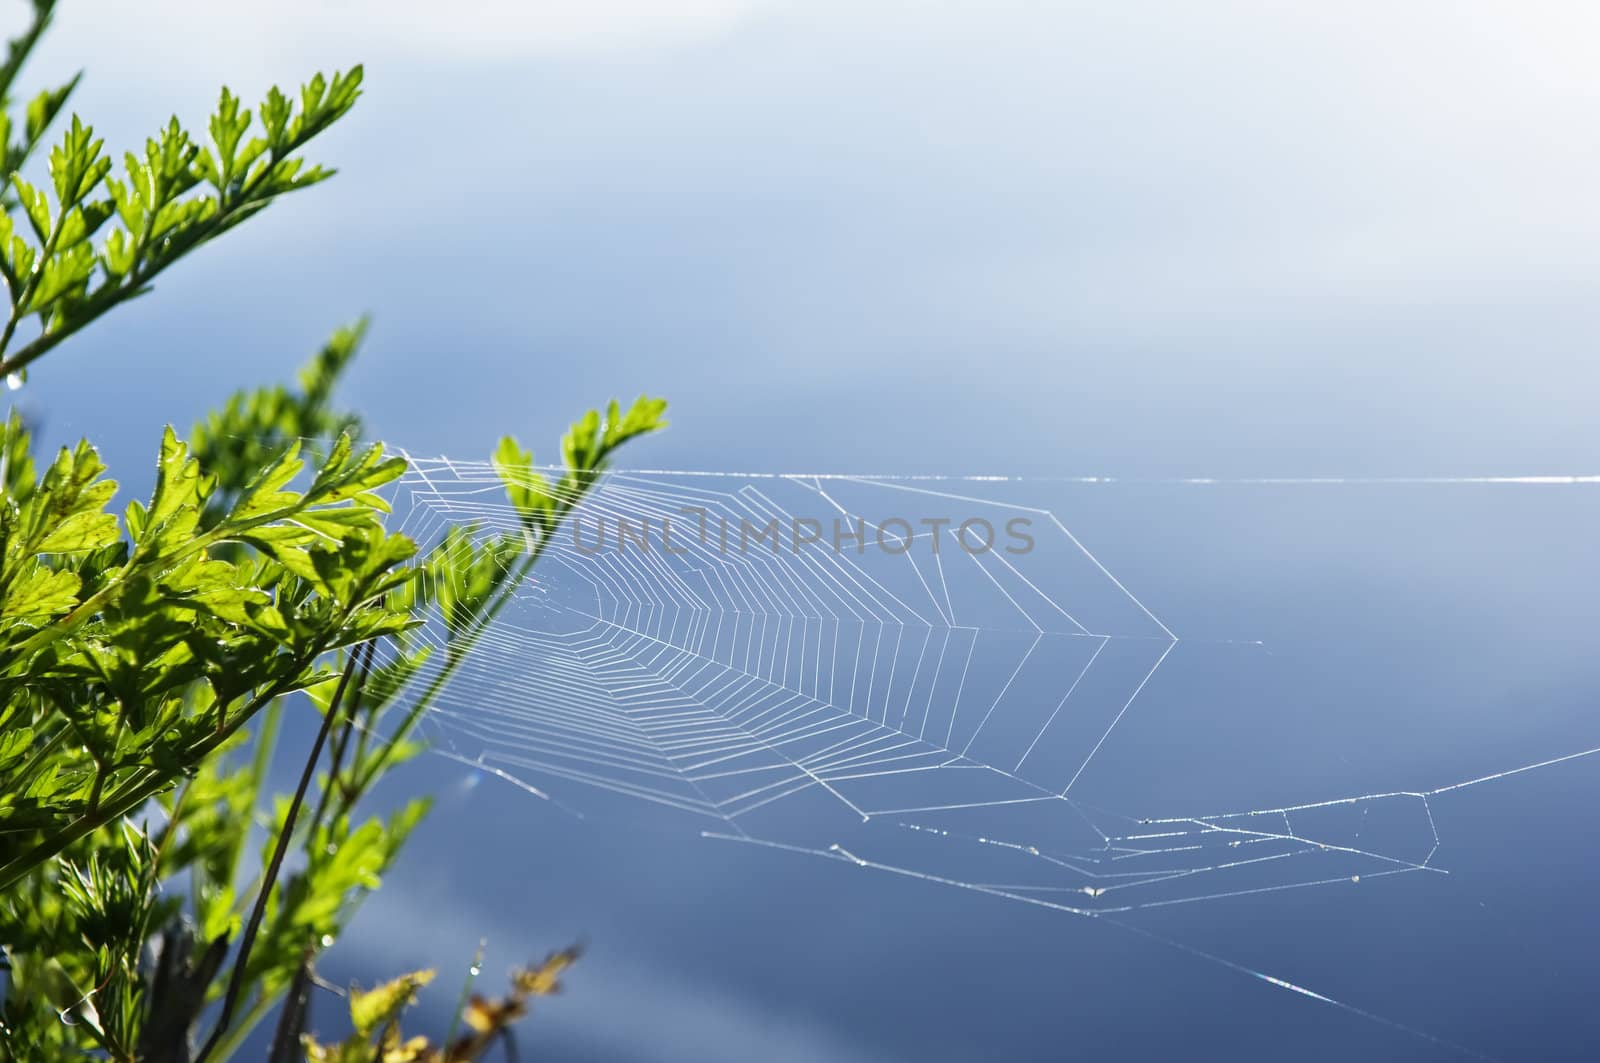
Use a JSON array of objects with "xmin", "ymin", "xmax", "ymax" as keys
[
  {"xmin": 34, "ymin": 509, "xmax": 116, "ymax": 554},
  {"xmin": 3, "ymin": 565, "xmax": 79, "ymax": 619}
]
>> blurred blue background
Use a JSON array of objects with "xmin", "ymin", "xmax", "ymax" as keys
[{"xmin": 14, "ymin": 1, "xmax": 1600, "ymax": 1058}]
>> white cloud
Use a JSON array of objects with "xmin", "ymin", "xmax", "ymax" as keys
[
  {"xmin": 23, "ymin": 0, "xmax": 782, "ymax": 112},
  {"xmin": 56, "ymin": 0, "xmax": 776, "ymax": 59}
]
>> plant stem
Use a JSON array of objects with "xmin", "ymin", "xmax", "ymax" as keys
[
  {"xmin": 206, "ymin": 990, "xmax": 279, "ymax": 1063},
  {"xmin": 193, "ymin": 643, "xmax": 369, "ymax": 1063},
  {"xmin": 305, "ymin": 640, "xmax": 374, "ymax": 838},
  {"xmin": 0, "ymin": 199, "xmax": 70, "ymax": 358},
  {"xmin": 0, "ymin": 1, "xmax": 55, "ymax": 106},
  {"xmin": 263, "ymin": 948, "xmax": 314, "ymax": 1063}
]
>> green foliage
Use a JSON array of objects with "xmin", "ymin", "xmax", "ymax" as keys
[
  {"xmin": 0, "ymin": 420, "xmax": 417, "ymax": 1062},
  {"xmin": 495, "ymin": 395, "xmax": 668, "ymax": 543},
  {"xmin": 0, "ymin": 0, "xmax": 362, "ymax": 385},
  {"xmin": 0, "ymin": 348, "xmax": 663, "ymax": 1061},
  {"xmin": 0, "ymin": 362, "xmax": 663, "ymax": 1062},
  {"xmin": 0, "ymin": 4, "xmax": 667, "ymax": 1060},
  {"xmin": 0, "ymin": 426, "xmax": 413, "ymax": 859},
  {"xmin": 191, "ymin": 319, "xmax": 367, "ymax": 525}
]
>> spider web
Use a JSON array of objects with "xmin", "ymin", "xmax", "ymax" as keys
[{"xmin": 369, "ymin": 456, "xmax": 1599, "ymax": 1058}]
